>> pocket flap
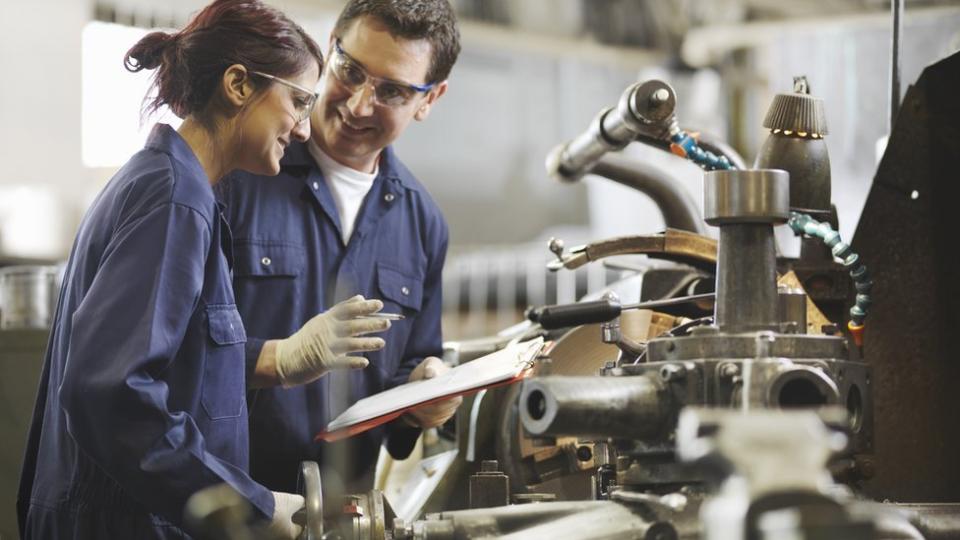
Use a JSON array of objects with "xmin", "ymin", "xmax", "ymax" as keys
[
  {"xmin": 234, "ymin": 241, "xmax": 304, "ymax": 277},
  {"xmin": 377, "ymin": 264, "xmax": 424, "ymax": 311},
  {"xmin": 207, "ymin": 305, "xmax": 247, "ymax": 345}
]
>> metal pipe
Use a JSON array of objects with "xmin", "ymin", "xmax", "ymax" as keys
[
  {"xmin": 591, "ymin": 154, "xmax": 707, "ymax": 234},
  {"xmin": 520, "ymin": 375, "xmax": 670, "ymax": 440},
  {"xmin": 546, "ymin": 80, "xmax": 676, "ymax": 183}
]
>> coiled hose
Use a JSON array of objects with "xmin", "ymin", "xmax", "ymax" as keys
[{"xmin": 787, "ymin": 212, "xmax": 873, "ymax": 346}]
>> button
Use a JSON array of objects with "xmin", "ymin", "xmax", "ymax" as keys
[
  {"xmin": 312, "ymin": 181, "xmax": 319, "ymax": 190},
  {"xmin": 384, "ymin": 193, "xmax": 395, "ymax": 202},
  {"xmin": 261, "ymin": 257, "xmax": 272, "ymax": 266},
  {"xmin": 401, "ymin": 286, "xmax": 410, "ymax": 296}
]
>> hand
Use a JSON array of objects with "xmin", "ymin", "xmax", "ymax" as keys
[
  {"xmin": 268, "ymin": 491, "xmax": 304, "ymax": 539},
  {"xmin": 404, "ymin": 357, "xmax": 462, "ymax": 429},
  {"xmin": 274, "ymin": 295, "xmax": 389, "ymax": 387}
]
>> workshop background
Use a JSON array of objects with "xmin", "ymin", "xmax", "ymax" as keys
[{"xmin": 2, "ymin": 1, "xmax": 960, "ymax": 538}]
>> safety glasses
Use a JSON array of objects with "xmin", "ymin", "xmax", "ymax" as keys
[
  {"xmin": 251, "ymin": 70, "xmax": 320, "ymax": 124},
  {"xmin": 328, "ymin": 39, "xmax": 434, "ymax": 107}
]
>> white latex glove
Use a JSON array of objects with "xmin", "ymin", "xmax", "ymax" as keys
[
  {"xmin": 404, "ymin": 356, "xmax": 463, "ymax": 429},
  {"xmin": 268, "ymin": 491, "xmax": 304, "ymax": 539},
  {"xmin": 275, "ymin": 295, "xmax": 389, "ymax": 387}
]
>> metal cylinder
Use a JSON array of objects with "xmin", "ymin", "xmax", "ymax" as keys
[
  {"xmin": 520, "ymin": 375, "xmax": 669, "ymax": 440},
  {"xmin": 545, "ymin": 80, "xmax": 676, "ymax": 183},
  {"xmin": 703, "ymin": 169, "xmax": 790, "ymax": 225},
  {"xmin": 704, "ymin": 169, "xmax": 789, "ymax": 333},
  {"xmin": 715, "ymin": 225, "xmax": 779, "ymax": 332},
  {"xmin": 0, "ymin": 265, "xmax": 61, "ymax": 330}
]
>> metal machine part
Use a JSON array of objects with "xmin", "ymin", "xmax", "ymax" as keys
[
  {"xmin": 676, "ymin": 408, "xmax": 883, "ymax": 540},
  {"xmin": 0, "ymin": 265, "xmax": 61, "ymax": 329},
  {"xmin": 545, "ymin": 79, "xmax": 677, "ymax": 184},
  {"xmin": 468, "ymin": 460, "xmax": 510, "ymax": 509},
  {"xmin": 520, "ymin": 375, "xmax": 671, "ymax": 441},
  {"xmin": 545, "ymin": 228, "xmax": 717, "ymax": 273},
  {"xmin": 297, "ymin": 461, "xmax": 323, "ymax": 540},
  {"xmin": 703, "ymin": 169, "xmax": 789, "ymax": 333},
  {"xmin": 404, "ymin": 500, "xmax": 679, "ymax": 540},
  {"xmin": 753, "ymin": 76, "xmax": 831, "ymax": 216}
]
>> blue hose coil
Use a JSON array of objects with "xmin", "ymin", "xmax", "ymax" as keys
[
  {"xmin": 670, "ymin": 131, "xmax": 735, "ymax": 171},
  {"xmin": 787, "ymin": 212, "xmax": 872, "ymax": 326}
]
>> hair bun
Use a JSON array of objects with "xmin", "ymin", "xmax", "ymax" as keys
[{"xmin": 124, "ymin": 31, "xmax": 177, "ymax": 72}]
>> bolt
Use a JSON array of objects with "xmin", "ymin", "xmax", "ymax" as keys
[
  {"xmin": 855, "ymin": 456, "xmax": 876, "ymax": 479},
  {"xmin": 480, "ymin": 460, "xmax": 499, "ymax": 473},
  {"xmin": 651, "ymin": 88, "xmax": 670, "ymax": 104},
  {"xmin": 719, "ymin": 362, "xmax": 740, "ymax": 379},
  {"xmin": 548, "ymin": 237, "xmax": 564, "ymax": 258},
  {"xmin": 660, "ymin": 364, "xmax": 687, "ymax": 382},
  {"xmin": 576, "ymin": 445, "xmax": 593, "ymax": 462}
]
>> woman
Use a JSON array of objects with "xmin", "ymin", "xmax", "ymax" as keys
[{"xmin": 17, "ymin": 1, "xmax": 330, "ymax": 537}]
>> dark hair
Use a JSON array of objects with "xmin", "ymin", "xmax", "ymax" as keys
[
  {"xmin": 124, "ymin": 0, "xmax": 323, "ymax": 119},
  {"xmin": 334, "ymin": 0, "xmax": 460, "ymax": 84}
]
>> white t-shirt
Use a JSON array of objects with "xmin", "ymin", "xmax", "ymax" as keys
[{"xmin": 307, "ymin": 140, "xmax": 378, "ymax": 245}]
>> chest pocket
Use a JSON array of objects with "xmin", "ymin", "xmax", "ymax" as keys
[
  {"xmin": 202, "ymin": 304, "xmax": 247, "ymax": 420},
  {"xmin": 234, "ymin": 241, "xmax": 305, "ymax": 278},
  {"xmin": 377, "ymin": 263, "xmax": 423, "ymax": 313}
]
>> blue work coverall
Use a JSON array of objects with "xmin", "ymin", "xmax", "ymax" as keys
[
  {"xmin": 218, "ymin": 142, "xmax": 448, "ymax": 493},
  {"xmin": 18, "ymin": 125, "xmax": 273, "ymax": 538}
]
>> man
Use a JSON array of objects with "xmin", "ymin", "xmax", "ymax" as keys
[{"xmin": 218, "ymin": 0, "xmax": 462, "ymax": 494}]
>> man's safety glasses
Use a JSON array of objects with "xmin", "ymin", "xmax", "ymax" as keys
[
  {"xmin": 251, "ymin": 70, "xmax": 319, "ymax": 124},
  {"xmin": 329, "ymin": 39, "xmax": 434, "ymax": 107}
]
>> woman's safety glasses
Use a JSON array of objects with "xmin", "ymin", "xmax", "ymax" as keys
[{"xmin": 251, "ymin": 71, "xmax": 319, "ymax": 124}]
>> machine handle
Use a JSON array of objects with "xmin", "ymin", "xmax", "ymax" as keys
[
  {"xmin": 528, "ymin": 299, "xmax": 622, "ymax": 330},
  {"xmin": 296, "ymin": 461, "xmax": 323, "ymax": 540}
]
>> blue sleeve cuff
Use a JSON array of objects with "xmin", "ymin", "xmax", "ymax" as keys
[{"xmin": 245, "ymin": 338, "xmax": 266, "ymax": 380}]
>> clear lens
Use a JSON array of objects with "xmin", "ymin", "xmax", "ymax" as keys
[{"xmin": 331, "ymin": 47, "xmax": 415, "ymax": 107}]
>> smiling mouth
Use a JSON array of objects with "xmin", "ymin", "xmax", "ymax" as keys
[{"xmin": 338, "ymin": 111, "xmax": 373, "ymax": 133}]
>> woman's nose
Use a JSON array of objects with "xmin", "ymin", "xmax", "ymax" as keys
[{"xmin": 292, "ymin": 117, "xmax": 311, "ymax": 142}]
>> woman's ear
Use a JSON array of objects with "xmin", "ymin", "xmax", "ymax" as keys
[{"xmin": 221, "ymin": 64, "xmax": 253, "ymax": 108}]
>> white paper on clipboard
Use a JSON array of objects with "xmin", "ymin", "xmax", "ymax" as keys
[{"xmin": 324, "ymin": 337, "xmax": 544, "ymax": 433}]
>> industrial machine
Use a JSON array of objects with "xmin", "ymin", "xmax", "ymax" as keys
[{"xmin": 180, "ymin": 46, "xmax": 960, "ymax": 539}]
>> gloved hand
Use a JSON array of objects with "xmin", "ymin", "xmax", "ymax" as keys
[
  {"xmin": 268, "ymin": 491, "xmax": 304, "ymax": 539},
  {"xmin": 275, "ymin": 295, "xmax": 389, "ymax": 387},
  {"xmin": 404, "ymin": 357, "xmax": 463, "ymax": 429}
]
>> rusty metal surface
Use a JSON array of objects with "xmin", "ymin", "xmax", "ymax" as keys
[
  {"xmin": 851, "ymin": 51, "xmax": 960, "ymax": 502},
  {"xmin": 560, "ymin": 229, "xmax": 718, "ymax": 271}
]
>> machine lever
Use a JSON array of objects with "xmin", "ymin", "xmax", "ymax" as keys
[{"xmin": 528, "ymin": 293, "xmax": 715, "ymax": 330}]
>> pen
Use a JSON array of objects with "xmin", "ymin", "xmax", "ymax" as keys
[{"xmin": 368, "ymin": 312, "xmax": 405, "ymax": 320}]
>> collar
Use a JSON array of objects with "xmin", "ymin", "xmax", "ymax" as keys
[
  {"xmin": 280, "ymin": 142, "xmax": 417, "ymax": 191},
  {"xmin": 144, "ymin": 123, "xmax": 208, "ymax": 184}
]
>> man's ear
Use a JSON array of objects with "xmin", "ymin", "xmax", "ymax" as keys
[
  {"xmin": 414, "ymin": 80, "xmax": 448, "ymax": 122},
  {"xmin": 222, "ymin": 64, "xmax": 253, "ymax": 108}
]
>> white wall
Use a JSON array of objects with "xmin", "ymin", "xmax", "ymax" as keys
[{"xmin": 0, "ymin": 0, "xmax": 92, "ymax": 259}]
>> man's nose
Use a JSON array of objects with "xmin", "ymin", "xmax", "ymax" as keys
[{"xmin": 346, "ymin": 82, "xmax": 376, "ymax": 117}]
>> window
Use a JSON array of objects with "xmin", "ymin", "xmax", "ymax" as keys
[{"xmin": 81, "ymin": 21, "xmax": 181, "ymax": 168}]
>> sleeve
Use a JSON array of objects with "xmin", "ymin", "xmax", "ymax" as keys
[
  {"xmin": 59, "ymin": 201, "xmax": 274, "ymax": 525},
  {"xmin": 385, "ymin": 210, "xmax": 450, "ymax": 459},
  {"xmin": 245, "ymin": 337, "xmax": 267, "ymax": 377}
]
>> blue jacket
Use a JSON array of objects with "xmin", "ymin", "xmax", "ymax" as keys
[
  {"xmin": 218, "ymin": 142, "xmax": 448, "ymax": 492},
  {"xmin": 18, "ymin": 125, "xmax": 273, "ymax": 539}
]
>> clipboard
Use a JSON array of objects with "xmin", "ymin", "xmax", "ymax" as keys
[{"xmin": 316, "ymin": 337, "xmax": 545, "ymax": 442}]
